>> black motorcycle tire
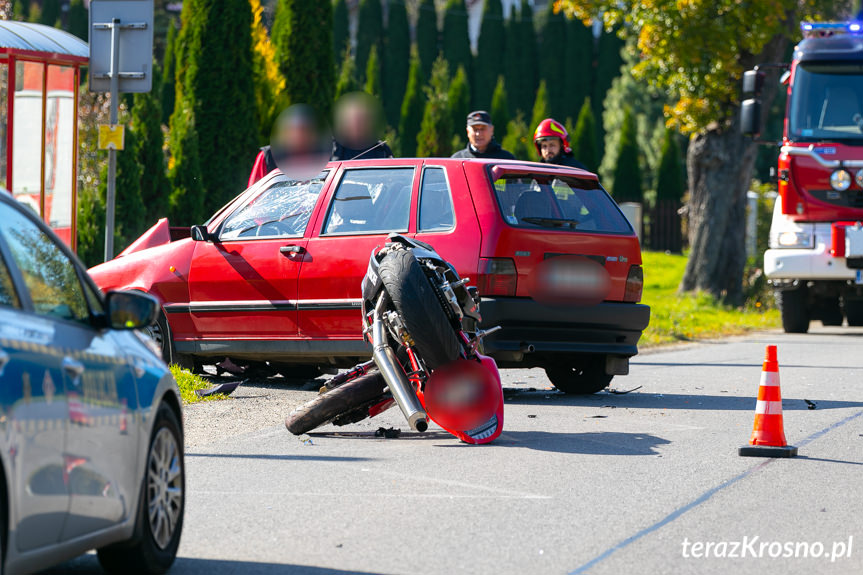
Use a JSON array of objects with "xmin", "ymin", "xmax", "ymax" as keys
[
  {"xmin": 378, "ymin": 248, "xmax": 461, "ymax": 370},
  {"xmin": 285, "ymin": 372, "xmax": 388, "ymax": 435}
]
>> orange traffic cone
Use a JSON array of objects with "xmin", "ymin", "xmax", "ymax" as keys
[{"xmin": 739, "ymin": 345, "xmax": 798, "ymax": 458}]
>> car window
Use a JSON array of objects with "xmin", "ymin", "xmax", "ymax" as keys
[
  {"xmin": 0, "ymin": 204, "xmax": 90, "ymax": 322},
  {"xmin": 0, "ymin": 252, "xmax": 20, "ymax": 309},
  {"xmin": 220, "ymin": 174, "xmax": 326, "ymax": 240},
  {"xmin": 419, "ymin": 167, "xmax": 455, "ymax": 232},
  {"xmin": 493, "ymin": 175, "xmax": 632, "ymax": 234},
  {"xmin": 323, "ymin": 168, "xmax": 414, "ymax": 235}
]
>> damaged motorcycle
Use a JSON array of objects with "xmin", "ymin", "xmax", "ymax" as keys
[{"xmin": 285, "ymin": 234, "xmax": 504, "ymax": 444}]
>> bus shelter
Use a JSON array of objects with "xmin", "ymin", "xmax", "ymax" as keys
[{"xmin": 0, "ymin": 21, "xmax": 88, "ymax": 250}]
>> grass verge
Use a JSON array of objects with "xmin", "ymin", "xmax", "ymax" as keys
[
  {"xmin": 171, "ymin": 365, "xmax": 228, "ymax": 404},
  {"xmin": 641, "ymin": 251, "xmax": 780, "ymax": 347}
]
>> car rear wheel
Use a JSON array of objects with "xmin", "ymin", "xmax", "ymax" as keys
[
  {"xmin": 285, "ymin": 372, "xmax": 388, "ymax": 435},
  {"xmin": 545, "ymin": 356, "xmax": 613, "ymax": 394},
  {"xmin": 98, "ymin": 403, "xmax": 184, "ymax": 575},
  {"xmin": 378, "ymin": 249, "xmax": 460, "ymax": 370},
  {"xmin": 776, "ymin": 286, "xmax": 809, "ymax": 333}
]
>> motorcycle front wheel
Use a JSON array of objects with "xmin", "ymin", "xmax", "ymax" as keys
[
  {"xmin": 285, "ymin": 372, "xmax": 388, "ymax": 435},
  {"xmin": 378, "ymin": 248, "xmax": 461, "ymax": 370}
]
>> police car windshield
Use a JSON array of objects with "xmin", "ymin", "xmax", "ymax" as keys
[{"xmin": 789, "ymin": 63, "xmax": 863, "ymax": 142}]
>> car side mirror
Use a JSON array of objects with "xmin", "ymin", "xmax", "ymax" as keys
[
  {"xmin": 740, "ymin": 99, "xmax": 762, "ymax": 137},
  {"xmin": 191, "ymin": 225, "xmax": 211, "ymax": 242},
  {"xmin": 105, "ymin": 291, "xmax": 159, "ymax": 330},
  {"xmin": 742, "ymin": 69, "xmax": 765, "ymax": 96}
]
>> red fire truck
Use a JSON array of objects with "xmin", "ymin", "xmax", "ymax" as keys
[{"xmin": 743, "ymin": 21, "xmax": 863, "ymax": 333}]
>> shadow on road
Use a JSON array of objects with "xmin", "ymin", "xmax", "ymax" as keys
[
  {"xmin": 499, "ymin": 430, "xmax": 670, "ymax": 455},
  {"xmin": 504, "ymin": 390, "xmax": 863, "ymax": 411},
  {"xmin": 186, "ymin": 453, "xmax": 373, "ymax": 462},
  {"xmin": 41, "ymin": 554, "xmax": 390, "ymax": 574}
]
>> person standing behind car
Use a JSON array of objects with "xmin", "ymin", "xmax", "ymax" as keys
[
  {"xmin": 331, "ymin": 92, "xmax": 394, "ymax": 161},
  {"xmin": 533, "ymin": 118, "xmax": 587, "ymax": 170},
  {"xmin": 451, "ymin": 111, "xmax": 515, "ymax": 160}
]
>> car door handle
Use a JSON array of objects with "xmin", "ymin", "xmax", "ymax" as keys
[
  {"xmin": 63, "ymin": 357, "xmax": 85, "ymax": 382},
  {"xmin": 280, "ymin": 245, "xmax": 305, "ymax": 255}
]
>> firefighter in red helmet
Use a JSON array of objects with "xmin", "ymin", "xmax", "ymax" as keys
[{"xmin": 533, "ymin": 118, "xmax": 587, "ymax": 170}]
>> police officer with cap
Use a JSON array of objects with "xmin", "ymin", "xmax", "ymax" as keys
[{"xmin": 451, "ymin": 111, "xmax": 516, "ymax": 160}]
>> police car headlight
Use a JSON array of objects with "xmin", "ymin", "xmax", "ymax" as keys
[{"xmin": 831, "ymin": 169, "xmax": 852, "ymax": 191}]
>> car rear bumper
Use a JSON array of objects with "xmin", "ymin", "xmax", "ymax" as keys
[{"xmin": 478, "ymin": 297, "xmax": 650, "ymax": 366}]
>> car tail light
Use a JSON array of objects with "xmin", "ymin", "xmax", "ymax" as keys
[
  {"xmin": 477, "ymin": 258, "xmax": 517, "ymax": 297},
  {"xmin": 624, "ymin": 265, "xmax": 643, "ymax": 302}
]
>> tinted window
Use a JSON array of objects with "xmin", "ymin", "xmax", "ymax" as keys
[
  {"xmin": 493, "ymin": 175, "xmax": 632, "ymax": 234},
  {"xmin": 419, "ymin": 167, "xmax": 455, "ymax": 232},
  {"xmin": 220, "ymin": 174, "xmax": 326, "ymax": 240},
  {"xmin": 324, "ymin": 168, "xmax": 414, "ymax": 235},
  {"xmin": 0, "ymin": 204, "xmax": 89, "ymax": 322},
  {"xmin": 0, "ymin": 252, "xmax": 19, "ymax": 309}
]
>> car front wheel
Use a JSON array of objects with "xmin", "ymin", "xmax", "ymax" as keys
[
  {"xmin": 98, "ymin": 403, "xmax": 185, "ymax": 575},
  {"xmin": 545, "ymin": 356, "xmax": 613, "ymax": 394}
]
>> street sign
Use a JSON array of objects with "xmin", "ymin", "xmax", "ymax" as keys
[
  {"xmin": 89, "ymin": 0, "xmax": 154, "ymax": 261},
  {"xmin": 89, "ymin": 0, "xmax": 154, "ymax": 93},
  {"xmin": 98, "ymin": 124, "xmax": 125, "ymax": 150}
]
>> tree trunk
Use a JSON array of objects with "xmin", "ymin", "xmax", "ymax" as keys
[{"xmin": 679, "ymin": 28, "xmax": 792, "ymax": 306}]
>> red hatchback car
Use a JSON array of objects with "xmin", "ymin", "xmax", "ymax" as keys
[{"xmin": 89, "ymin": 158, "xmax": 650, "ymax": 394}]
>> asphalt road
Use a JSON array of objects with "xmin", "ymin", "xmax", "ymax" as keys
[{"xmin": 47, "ymin": 326, "xmax": 863, "ymax": 575}]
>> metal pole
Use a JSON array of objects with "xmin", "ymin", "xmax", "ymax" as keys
[{"xmin": 104, "ymin": 17, "xmax": 120, "ymax": 262}]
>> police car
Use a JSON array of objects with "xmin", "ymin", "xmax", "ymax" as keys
[{"xmin": 0, "ymin": 191, "xmax": 184, "ymax": 573}]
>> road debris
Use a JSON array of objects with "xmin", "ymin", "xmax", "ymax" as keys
[
  {"xmin": 375, "ymin": 427, "xmax": 401, "ymax": 438},
  {"xmin": 299, "ymin": 434, "xmax": 314, "ymax": 445},
  {"xmin": 194, "ymin": 379, "xmax": 245, "ymax": 397},
  {"xmin": 606, "ymin": 385, "xmax": 643, "ymax": 395},
  {"xmin": 804, "ymin": 399, "xmax": 817, "ymax": 410}
]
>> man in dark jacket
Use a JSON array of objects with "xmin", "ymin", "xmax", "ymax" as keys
[
  {"xmin": 533, "ymin": 118, "xmax": 587, "ymax": 170},
  {"xmin": 331, "ymin": 92, "xmax": 393, "ymax": 161},
  {"xmin": 451, "ymin": 111, "xmax": 516, "ymax": 160}
]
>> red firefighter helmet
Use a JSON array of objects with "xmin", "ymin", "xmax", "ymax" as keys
[{"xmin": 533, "ymin": 118, "xmax": 572, "ymax": 155}]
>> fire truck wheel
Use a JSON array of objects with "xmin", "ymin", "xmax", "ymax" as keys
[{"xmin": 776, "ymin": 286, "xmax": 809, "ymax": 334}]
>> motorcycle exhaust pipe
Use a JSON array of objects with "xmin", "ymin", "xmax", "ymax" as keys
[{"xmin": 372, "ymin": 295, "xmax": 429, "ymax": 432}]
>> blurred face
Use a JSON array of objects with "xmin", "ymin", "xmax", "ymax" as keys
[
  {"xmin": 467, "ymin": 123, "xmax": 493, "ymax": 152},
  {"xmin": 538, "ymin": 138, "xmax": 562, "ymax": 161},
  {"xmin": 337, "ymin": 101, "xmax": 372, "ymax": 147}
]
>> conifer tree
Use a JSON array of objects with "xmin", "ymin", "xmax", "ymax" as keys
[
  {"xmin": 572, "ymin": 98, "xmax": 598, "ymax": 173},
  {"xmin": 442, "ymin": 0, "xmax": 471, "ymax": 93},
  {"xmin": 40, "ymin": 0, "xmax": 60, "ymax": 26},
  {"xmin": 132, "ymin": 64, "xmax": 169, "ymax": 224},
  {"xmin": 364, "ymin": 44, "xmax": 381, "ymax": 99},
  {"xmin": 355, "ymin": 0, "xmax": 383, "ymax": 84},
  {"xmin": 501, "ymin": 112, "xmax": 531, "ymax": 161},
  {"xmin": 168, "ymin": 105, "xmax": 206, "ymax": 226},
  {"xmin": 161, "ymin": 22, "xmax": 177, "ymax": 126},
  {"xmin": 529, "ymin": 81, "xmax": 550, "ymax": 160},
  {"xmin": 503, "ymin": 4, "xmax": 520, "ymax": 116},
  {"xmin": 68, "ymin": 0, "xmax": 88, "ymax": 40},
  {"xmin": 383, "ymin": 0, "xmax": 410, "ymax": 127},
  {"xmin": 536, "ymin": 2, "xmax": 566, "ymax": 120},
  {"xmin": 273, "ymin": 0, "xmax": 335, "ymax": 117},
  {"xmin": 474, "ymin": 0, "xmax": 504, "ymax": 109},
  {"xmin": 447, "ymin": 65, "xmax": 470, "ymax": 144},
  {"xmin": 174, "ymin": 0, "xmax": 259, "ymax": 213},
  {"xmin": 251, "ymin": 0, "xmax": 285, "ymax": 143},
  {"xmin": 611, "ymin": 107, "xmax": 643, "ymax": 203},
  {"xmin": 490, "ymin": 75, "xmax": 509, "ymax": 142},
  {"xmin": 593, "ymin": 28, "xmax": 624, "ymax": 159},
  {"xmin": 332, "ymin": 0, "xmax": 349, "ymax": 67},
  {"xmin": 565, "ymin": 16, "xmax": 593, "ymax": 121},
  {"xmin": 334, "ymin": 48, "xmax": 359, "ymax": 101},
  {"xmin": 416, "ymin": 58, "xmax": 452, "ymax": 157},
  {"xmin": 415, "ymin": 0, "xmax": 438, "ymax": 79},
  {"xmin": 399, "ymin": 52, "xmax": 426, "ymax": 157}
]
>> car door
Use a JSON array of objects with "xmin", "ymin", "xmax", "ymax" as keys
[
  {"xmin": 298, "ymin": 163, "xmax": 419, "ymax": 340},
  {"xmin": 0, "ymin": 217, "xmax": 69, "ymax": 552},
  {"xmin": 414, "ymin": 163, "xmax": 483, "ymax": 281},
  {"xmin": 0, "ymin": 203, "xmax": 140, "ymax": 543},
  {"xmin": 186, "ymin": 172, "xmax": 330, "ymax": 344}
]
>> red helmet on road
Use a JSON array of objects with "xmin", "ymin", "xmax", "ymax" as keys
[{"xmin": 533, "ymin": 118, "xmax": 571, "ymax": 155}]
